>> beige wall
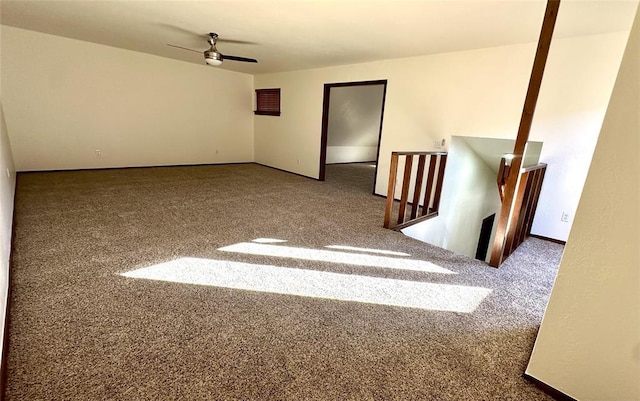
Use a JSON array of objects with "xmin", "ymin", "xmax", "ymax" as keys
[
  {"xmin": 1, "ymin": 26, "xmax": 254, "ymax": 171},
  {"xmin": 0, "ymin": 100, "xmax": 16, "ymax": 361},
  {"xmin": 254, "ymin": 43, "xmax": 530, "ymax": 178},
  {"xmin": 254, "ymin": 31, "xmax": 628, "ymax": 242},
  {"xmin": 526, "ymin": 8, "xmax": 640, "ymax": 400},
  {"xmin": 1, "ymin": 22, "xmax": 620, "ymax": 241}
]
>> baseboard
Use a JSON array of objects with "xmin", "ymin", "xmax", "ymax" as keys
[
  {"xmin": 523, "ymin": 373, "xmax": 577, "ymax": 401},
  {"xmin": 325, "ymin": 161, "xmax": 376, "ymax": 165},
  {"xmin": 0, "ymin": 182, "xmax": 19, "ymax": 401},
  {"xmin": 18, "ymin": 161, "xmax": 346, "ymax": 184},
  {"xmin": 529, "ymin": 234, "xmax": 566, "ymax": 245},
  {"xmin": 252, "ymin": 163, "xmax": 319, "ymax": 181},
  {"xmin": 0, "ymin": 265, "xmax": 12, "ymax": 401},
  {"xmin": 17, "ymin": 161, "xmax": 254, "ymax": 174}
]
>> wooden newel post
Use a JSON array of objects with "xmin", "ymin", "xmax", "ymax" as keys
[{"xmin": 489, "ymin": 0, "xmax": 561, "ymax": 267}]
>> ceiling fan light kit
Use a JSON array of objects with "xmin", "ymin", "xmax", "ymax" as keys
[{"xmin": 205, "ymin": 52, "xmax": 223, "ymax": 66}]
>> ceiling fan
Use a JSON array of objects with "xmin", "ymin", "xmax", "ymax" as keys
[{"xmin": 167, "ymin": 32, "xmax": 257, "ymax": 66}]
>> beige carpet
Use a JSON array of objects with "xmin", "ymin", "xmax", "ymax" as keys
[{"xmin": 6, "ymin": 163, "xmax": 562, "ymax": 400}]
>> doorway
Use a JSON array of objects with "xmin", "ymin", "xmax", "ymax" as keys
[{"xmin": 319, "ymin": 80, "xmax": 387, "ymax": 194}]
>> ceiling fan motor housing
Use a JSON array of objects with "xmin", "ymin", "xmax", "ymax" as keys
[
  {"xmin": 204, "ymin": 49, "xmax": 222, "ymax": 61},
  {"xmin": 205, "ymin": 33, "xmax": 223, "ymax": 65}
]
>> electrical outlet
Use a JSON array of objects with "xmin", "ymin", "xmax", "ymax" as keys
[
  {"xmin": 561, "ymin": 212, "xmax": 570, "ymax": 223},
  {"xmin": 434, "ymin": 139, "xmax": 446, "ymax": 149},
  {"xmin": 95, "ymin": 149, "xmax": 102, "ymax": 158}
]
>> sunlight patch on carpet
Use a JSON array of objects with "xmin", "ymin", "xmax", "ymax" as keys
[
  {"xmin": 121, "ymin": 258, "xmax": 490, "ymax": 312},
  {"xmin": 325, "ymin": 245, "xmax": 410, "ymax": 257},
  {"xmin": 251, "ymin": 238, "xmax": 288, "ymax": 244},
  {"xmin": 218, "ymin": 242, "xmax": 454, "ymax": 274}
]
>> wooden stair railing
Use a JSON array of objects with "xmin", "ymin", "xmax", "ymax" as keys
[
  {"xmin": 500, "ymin": 163, "xmax": 547, "ymax": 260},
  {"xmin": 383, "ymin": 151, "xmax": 447, "ymax": 230}
]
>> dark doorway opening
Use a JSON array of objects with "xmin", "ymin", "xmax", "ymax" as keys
[
  {"xmin": 319, "ymin": 80, "xmax": 388, "ymax": 194},
  {"xmin": 476, "ymin": 214, "xmax": 496, "ymax": 261}
]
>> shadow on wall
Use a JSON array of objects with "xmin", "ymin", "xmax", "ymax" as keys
[{"xmin": 401, "ymin": 136, "xmax": 542, "ymax": 261}]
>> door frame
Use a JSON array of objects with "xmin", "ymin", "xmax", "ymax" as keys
[{"xmin": 318, "ymin": 79, "xmax": 388, "ymax": 193}]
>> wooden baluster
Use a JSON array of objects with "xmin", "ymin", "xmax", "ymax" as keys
[
  {"xmin": 431, "ymin": 155, "xmax": 447, "ymax": 213},
  {"xmin": 397, "ymin": 155, "xmax": 413, "ymax": 225},
  {"xmin": 523, "ymin": 166, "xmax": 546, "ymax": 237},
  {"xmin": 384, "ymin": 153, "xmax": 399, "ymax": 228},
  {"xmin": 410, "ymin": 155, "xmax": 427, "ymax": 219},
  {"xmin": 504, "ymin": 170, "xmax": 530, "ymax": 258},
  {"xmin": 515, "ymin": 171, "xmax": 536, "ymax": 248},
  {"xmin": 421, "ymin": 156, "xmax": 438, "ymax": 216},
  {"xmin": 519, "ymin": 170, "xmax": 537, "ymax": 242}
]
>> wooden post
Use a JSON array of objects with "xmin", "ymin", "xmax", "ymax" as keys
[{"xmin": 489, "ymin": 0, "xmax": 560, "ymax": 267}]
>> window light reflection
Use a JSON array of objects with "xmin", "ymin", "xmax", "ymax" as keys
[
  {"xmin": 121, "ymin": 258, "xmax": 490, "ymax": 312},
  {"xmin": 251, "ymin": 238, "xmax": 288, "ymax": 244},
  {"xmin": 218, "ymin": 242, "xmax": 454, "ymax": 274},
  {"xmin": 325, "ymin": 245, "xmax": 410, "ymax": 257}
]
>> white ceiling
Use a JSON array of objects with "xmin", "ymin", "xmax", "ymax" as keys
[{"xmin": 1, "ymin": 0, "xmax": 637, "ymax": 75}]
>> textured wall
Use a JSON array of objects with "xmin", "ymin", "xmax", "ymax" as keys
[{"xmin": 526, "ymin": 7, "xmax": 640, "ymax": 399}]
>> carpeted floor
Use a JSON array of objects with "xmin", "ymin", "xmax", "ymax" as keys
[{"xmin": 6, "ymin": 162, "xmax": 563, "ymax": 400}]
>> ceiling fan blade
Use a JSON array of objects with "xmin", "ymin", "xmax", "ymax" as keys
[
  {"xmin": 166, "ymin": 44, "xmax": 203, "ymax": 54},
  {"xmin": 161, "ymin": 25, "xmax": 257, "ymax": 45},
  {"xmin": 221, "ymin": 54, "xmax": 258, "ymax": 63},
  {"xmin": 158, "ymin": 23, "xmax": 202, "ymax": 37},
  {"xmin": 217, "ymin": 38, "xmax": 257, "ymax": 45}
]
